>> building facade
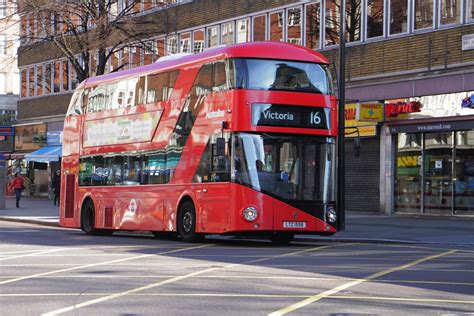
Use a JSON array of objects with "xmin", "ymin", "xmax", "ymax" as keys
[
  {"xmin": 0, "ymin": 0, "xmax": 19, "ymax": 154},
  {"xmin": 17, "ymin": 0, "xmax": 474, "ymax": 214}
]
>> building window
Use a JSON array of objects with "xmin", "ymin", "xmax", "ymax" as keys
[
  {"xmin": 28, "ymin": 67, "xmax": 35, "ymax": 97},
  {"xmin": 167, "ymin": 35, "xmax": 178, "ymax": 55},
  {"xmin": 12, "ymin": 71, "xmax": 19, "ymax": 95},
  {"xmin": 221, "ymin": 22, "xmax": 235, "ymax": 46},
  {"xmin": 287, "ymin": 7, "xmax": 302, "ymax": 45},
  {"xmin": 253, "ymin": 15, "xmax": 267, "ymax": 41},
  {"xmin": 325, "ymin": 0, "xmax": 340, "ymax": 45},
  {"xmin": 367, "ymin": 0, "xmax": 384, "ymax": 38},
  {"xmin": 270, "ymin": 11, "xmax": 284, "ymax": 42},
  {"xmin": 180, "ymin": 32, "xmax": 191, "ymax": 53},
  {"xmin": 440, "ymin": 0, "xmax": 460, "ymax": 25},
  {"xmin": 207, "ymin": 25, "xmax": 219, "ymax": 48},
  {"xmin": 44, "ymin": 63, "xmax": 52, "ymax": 95},
  {"xmin": 155, "ymin": 38, "xmax": 165, "ymax": 59},
  {"xmin": 53, "ymin": 62, "xmax": 61, "ymax": 94},
  {"xmin": 414, "ymin": 0, "xmax": 433, "ymax": 30},
  {"xmin": 144, "ymin": 41, "xmax": 155, "ymax": 64},
  {"xmin": 236, "ymin": 18, "xmax": 250, "ymax": 43},
  {"xmin": 305, "ymin": 2, "xmax": 320, "ymax": 50},
  {"xmin": 62, "ymin": 61, "xmax": 69, "ymax": 92},
  {"xmin": 36, "ymin": 65, "xmax": 43, "ymax": 96},
  {"xmin": 21, "ymin": 69, "xmax": 27, "ymax": 98},
  {"xmin": 346, "ymin": 0, "xmax": 361, "ymax": 42},
  {"xmin": 0, "ymin": 0, "xmax": 6, "ymax": 18},
  {"xmin": 0, "ymin": 73, "xmax": 5, "ymax": 94},
  {"xmin": 0, "ymin": 35, "xmax": 6, "ymax": 55},
  {"xmin": 193, "ymin": 29, "xmax": 205, "ymax": 52},
  {"xmin": 389, "ymin": 0, "xmax": 408, "ymax": 35}
]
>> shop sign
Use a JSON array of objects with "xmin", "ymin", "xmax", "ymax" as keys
[
  {"xmin": 14, "ymin": 124, "xmax": 47, "ymax": 151},
  {"xmin": 0, "ymin": 126, "xmax": 14, "ymax": 136},
  {"xmin": 462, "ymin": 34, "xmax": 474, "ymax": 51},
  {"xmin": 390, "ymin": 121, "xmax": 474, "ymax": 134},
  {"xmin": 461, "ymin": 95, "xmax": 474, "ymax": 109},
  {"xmin": 386, "ymin": 101, "xmax": 422, "ymax": 117},
  {"xmin": 344, "ymin": 103, "xmax": 378, "ymax": 137},
  {"xmin": 47, "ymin": 131, "xmax": 63, "ymax": 145},
  {"xmin": 356, "ymin": 102, "xmax": 384, "ymax": 122}
]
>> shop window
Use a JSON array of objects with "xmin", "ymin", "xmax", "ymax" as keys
[
  {"xmin": 305, "ymin": 2, "xmax": 321, "ymax": 50},
  {"xmin": 389, "ymin": 0, "xmax": 408, "ymax": 35},
  {"xmin": 253, "ymin": 15, "xmax": 266, "ymax": 41},
  {"xmin": 287, "ymin": 7, "xmax": 302, "ymax": 45},
  {"xmin": 414, "ymin": 0, "xmax": 433, "ymax": 30},
  {"xmin": 236, "ymin": 18, "xmax": 250, "ymax": 43},
  {"xmin": 455, "ymin": 130, "xmax": 474, "ymax": 214},
  {"xmin": 367, "ymin": 0, "xmax": 384, "ymax": 38},
  {"xmin": 193, "ymin": 29, "xmax": 205, "ymax": 52},
  {"xmin": 440, "ymin": 0, "xmax": 460, "ymax": 25},
  {"xmin": 270, "ymin": 11, "xmax": 283, "ymax": 42},
  {"xmin": 221, "ymin": 22, "xmax": 235, "ymax": 46}
]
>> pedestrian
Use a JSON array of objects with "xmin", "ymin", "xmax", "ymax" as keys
[
  {"xmin": 51, "ymin": 170, "xmax": 61, "ymax": 206},
  {"xmin": 9, "ymin": 172, "xmax": 25, "ymax": 208}
]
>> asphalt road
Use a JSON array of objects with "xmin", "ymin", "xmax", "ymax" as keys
[{"xmin": 1, "ymin": 221, "xmax": 473, "ymax": 316}]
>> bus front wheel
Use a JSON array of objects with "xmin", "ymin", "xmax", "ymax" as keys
[
  {"xmin": 81, "ymin": 200, "xmax": 113, "ymax": 236},
  {"xmin": 177, "ymin": 201, "xmax": 203, "ymax": 243},
  {"xmin": 269, "ymin": 232, "xmax": 294, "ymax": 245}
]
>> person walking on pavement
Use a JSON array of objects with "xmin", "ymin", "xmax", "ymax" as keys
[
  {"xmin": 51, "ymin": 170, "xmax": 61, "ymax": 206},
  {"xmin": 9, "ymin": 172, "xmax": 25, "ymax": 208}
]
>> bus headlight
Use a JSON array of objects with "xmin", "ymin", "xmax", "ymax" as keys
[
  {"xmin": 242, "ymin": 207, "xmax": 258, "ymax": 222},
  {"xmin": 326, "ymin": 207, "xmax": 337, "ymax": 224}
]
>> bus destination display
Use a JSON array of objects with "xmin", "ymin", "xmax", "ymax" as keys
[{"xmin": 252, "ymin": 103, "xmax": 329, "ymax": 130}]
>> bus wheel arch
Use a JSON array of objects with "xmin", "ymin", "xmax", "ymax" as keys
[
  {"xmin": 177, "ymin": 197, "xmax": 203, "ymax": 243},
  {"xmin": 80, "ymin": 197, "xmax": 113, "ymax": 236}
]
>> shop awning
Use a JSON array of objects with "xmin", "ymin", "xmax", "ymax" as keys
[{"xmin": 24, "ymin": 145, "xmax": 62, "ymax": 163}]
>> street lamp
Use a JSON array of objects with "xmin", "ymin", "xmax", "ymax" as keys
[{"xmin": 337, "ymin": 0, "xmax": 346, "ymax": 230}]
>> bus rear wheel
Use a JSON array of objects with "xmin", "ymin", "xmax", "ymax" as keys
[
  {"xmin": 177, "ymin": 201, "xmax": 203, "ymax": 243},
  {"xmin": 81, "ymin": 200, "xmax": 113, "ymax": 236},
  {"xmin": 269, "ymin": 232, "xmax": 294, "ymax": 245}
]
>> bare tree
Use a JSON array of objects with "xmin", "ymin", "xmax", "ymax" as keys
[
  {"xmin": 15, "ymin": 0, "xmax": 176, "ymax": 84},
  {"xmin": 325, "ymin": 0, "xmax": 363, "ymax": 45}
]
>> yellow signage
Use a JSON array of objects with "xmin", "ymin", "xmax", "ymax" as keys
[
  {"xmin": 356, "ymin": 102, "xmax": 384, "ymax": 122},
  {"xmin": 344, "ymin": 103, "xmax": 378, "ymax": 137}
]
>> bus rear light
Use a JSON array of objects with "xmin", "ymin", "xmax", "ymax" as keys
[
  {"xmin": 326, "ymin": 207, "xmax": 337, "ymax": 224},
  {"xmin": 242, "ymin": 207, "xmax": 258, "ymax": 222}
]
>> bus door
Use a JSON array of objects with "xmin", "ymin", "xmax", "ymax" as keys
[{"xmin": 193, "ymin": 134, "xmax": 231, "ymax": 233}]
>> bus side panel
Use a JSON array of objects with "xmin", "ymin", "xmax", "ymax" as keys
[{"xmin": 230, "ymin": 184, "xmax": 274, "ymax": 232}]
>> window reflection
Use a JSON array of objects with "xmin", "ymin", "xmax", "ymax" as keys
[
  {"xmin": 253, "ymin": 15, "xmax": 266, "ymax": 41},
  {"xmin": 207, "ymin": 26, "xmax": 219, "ymax": 48},
  {"xmin": 305, "ymin": 2, "xmax": 320, "ymax": 50},
  {"xmin": 287, "ymin": 7, "xmax": 302, "ymax": 45},
  {"xmin": 389, "ymin": 0, "xmax": 408, "ymax": 35},
  {"xmin": 270, "ymin": 12, "xmax": 283, "ymax": 42},
  {"xmin": 236, "ymin": 18, "xmax": 250, "ymax": 43},
  {"xmin": 221, "ymin": 22, "xmax": 234, "ymax": 46},
  {"xmin": 440, "ymin": 0, "xmax": 460, "ymax": 25},
  {"xmin": 414, "ymin": 0, "xmax": 433, "ymax": 30},
  {"xmin": 325, "ymin": 0, "xmax": 361, "ymax": 46},
  {"xmin": 193, "ymin": 29, "xmax": 205, "ymax": 53},
  {"xmin": 367, "ymin": 0, "xmax": 384, "ymax": 38}
]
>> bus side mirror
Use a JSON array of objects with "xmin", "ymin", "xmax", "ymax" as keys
[{"xmin": 216, "ymin": 137, "xmax": 226, "ymax": 156}]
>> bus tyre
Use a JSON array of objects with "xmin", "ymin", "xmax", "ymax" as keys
[
  {"xmin": 81, "ymin": 200, "xmax": 113, "ymax": 236},
  {"xmin": 269, "ymin": 232, "xmax": 294, "ymax": 245},
  {"xmin": 178, "ymin": 201, "xmax": 202, "ymax": 243}
]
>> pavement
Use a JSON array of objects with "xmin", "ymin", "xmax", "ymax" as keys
[{"xmin": 1, "ymin": 196, "xmax": 473, "ymax": 245}]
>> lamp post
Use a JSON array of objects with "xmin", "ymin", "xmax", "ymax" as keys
[{"xmin": 337, "ymin": 0, "xmax": 346, "ymax": 230}]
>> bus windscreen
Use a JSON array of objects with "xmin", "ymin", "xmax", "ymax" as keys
[{"xmin": 233, "ymin": 58, "xmax": 333, "ymax": 95}]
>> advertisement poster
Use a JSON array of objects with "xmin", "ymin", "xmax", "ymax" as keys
[
  {"xmin": 83, "ymin": 111, "xmax": 162, "ymax": 147},
  {"xmin": 14, "ymin": 124, "xmax": 47, "ymax": 151}
]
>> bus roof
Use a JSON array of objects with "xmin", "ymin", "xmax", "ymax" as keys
[{"xmin": 82, "ymin": 42, "xmax": 329, "ymax": 88}]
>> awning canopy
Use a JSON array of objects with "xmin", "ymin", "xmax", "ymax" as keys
[{"xmin": 25, "ymin": 145, "xmax": 62, "ymax": 163}]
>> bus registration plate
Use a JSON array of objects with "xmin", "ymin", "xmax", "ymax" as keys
[{"xmin": 283, "ymin": 221, "xmax": 306, "ymax": 228}]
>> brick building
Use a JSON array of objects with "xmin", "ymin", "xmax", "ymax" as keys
[{"xmin": 16, "ymin": 0, "xmax": 474, "ymax": 215}]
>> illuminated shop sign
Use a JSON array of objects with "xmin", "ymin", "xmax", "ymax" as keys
[
  {"xmin": 385, "ymin": 101, "xmax": 422, "ymax": 117},
  {"xmin": 252, "ymin": 103, "xmax": 329, "ymax": 130}
]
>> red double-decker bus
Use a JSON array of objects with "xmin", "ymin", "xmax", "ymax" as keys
[{"xmin": 60, "ymin": 42, "xmax": 339, "ymax": 244}]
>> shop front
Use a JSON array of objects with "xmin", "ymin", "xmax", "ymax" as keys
[{"xmin": 387, "ymin": 93, "xmax": 474, "ymax": 216}]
